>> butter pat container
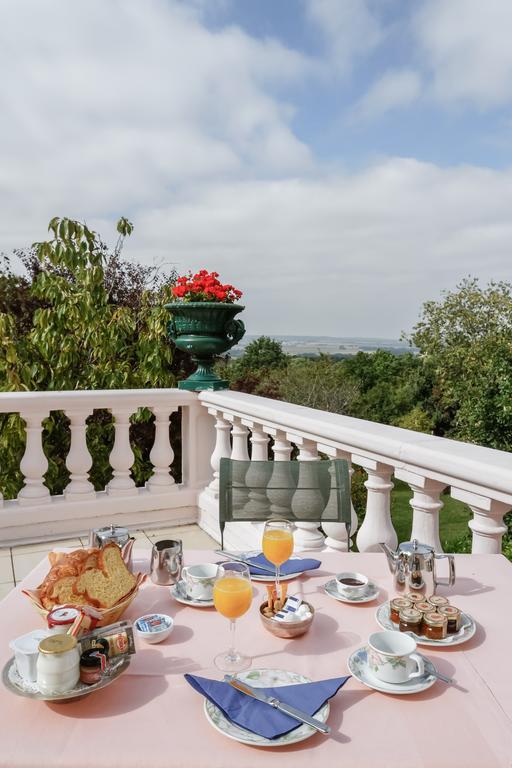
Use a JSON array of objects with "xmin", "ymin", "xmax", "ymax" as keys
[{"xmin": 9, "ymin": 629, "xmax": 49, "ymax": 682}]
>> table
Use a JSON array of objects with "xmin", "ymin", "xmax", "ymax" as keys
[{"xmin": 1, "ymin": 550, "xmax": 511, "ymax": 768}]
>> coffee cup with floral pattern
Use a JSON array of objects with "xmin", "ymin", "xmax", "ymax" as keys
[{"xmin": 367, "ymin": 630, "xmax": 424, "ymax": 684}]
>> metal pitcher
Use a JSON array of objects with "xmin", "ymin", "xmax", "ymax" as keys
[
  {"xmin": 380, "ymin": 538, "xmax": 455, "ymax": 595},
  {"xmin": 150, "ymin": 539, "xmax": 183, "ymax": 586},
  {"xmin": 88, "ymin": 524, "xmax": 135, "ymax": 570}
]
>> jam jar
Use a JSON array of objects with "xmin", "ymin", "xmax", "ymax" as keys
[
  {"xmin": 390, "ymin": 597, "xmax": 412, "ymax": 623},
  {"xmin": 415, "ymin": 601, "xmax": 434, "ymax": 633},
  {"xmin": 79, "ymin": 649, "xmax": 106, "ymax": 686},
  {"xmin": 399, "ymin": 607, "xmax": 422, "ymax": 635},
  {"xmin": 427, "ymin": 595, "xmax": 449, "ymax": 611},
  {"xmin": 423, "ymin": 611, "xmax": 448, "ymax": 640},
  {"xmin": 438, "ymin": 605, "xmax": 461, "ymax": 633}
]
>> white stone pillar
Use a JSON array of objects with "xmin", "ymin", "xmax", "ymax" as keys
[
  {"xmin": 17, "ymin": 411, "xmax": 51, "ymax": 505},
  {"xmin": 147, "ymin": 407, "xmax": 176, "ymax": 492},
  {"xmin": 266, "ymin": 430, "xmax": 295, "ymax": 517},
  {"xmin": 229, "ymin": 417, "xmax": 250, "ymax": 509},
  {"xmin": 452, "ymin": 488, "xmax": 509, "ymax": 554},
  {"xmin": 321, "ymin": 448, "xmax": 359, "ymax": 552},
  {"xmin": 356, "ymin": 460, "xmax": 397, "ymax": 553},
  {"xmin": 291, "ymin": 438, "xmax": 325, "ymax": 552},
  {"xmin": 205, "ymin": 409, "xmax": 232, "ymax": 498},
  {"xmin": 244, "ymin": 423, "xmax": 271, "ymax": 514},
  {"xmin": 64, "ymin": 410, "xmax": 95, "ymax": 499},
  {"xmin": 395, "ymin": 470, "xmax": 445, "ymax": 552},
  {"xmin": 106, "ymin": 409, "xmax": 136, "ymax": 496}
]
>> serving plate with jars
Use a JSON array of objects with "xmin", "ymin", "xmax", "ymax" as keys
[
  {"xmin": 375, "ymin": 601, "xmax": 476, "ymax": 647},
  {"xmin": 2, "ymin": 654, "xmax": 130, "ymax": 702}
]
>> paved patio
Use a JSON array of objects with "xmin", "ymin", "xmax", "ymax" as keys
[{"xmin": 0, "ymin": 523, "xmax": 217, "ymax": 598}]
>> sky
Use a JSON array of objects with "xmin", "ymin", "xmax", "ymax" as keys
[{"xmin": 2, "ymin": 0, "xmax": 512, "ymax": 338}]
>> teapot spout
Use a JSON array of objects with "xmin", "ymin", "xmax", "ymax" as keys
[{"xmin": 379, "ymin": 542, "xmax": 398, "ymax": 573}]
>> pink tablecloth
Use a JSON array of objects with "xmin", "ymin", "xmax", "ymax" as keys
[{"xmin": 1, "ymin": 550, "xmax": 511, "ymax": 768}]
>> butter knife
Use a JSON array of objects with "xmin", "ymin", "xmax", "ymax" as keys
[
  {"xmin": 214, "ymin": 550, "xmax": 276, "ymax": 575},
  {"xmin": 225, "ymin": 675, "xmax": 331, "ymax": 735}
]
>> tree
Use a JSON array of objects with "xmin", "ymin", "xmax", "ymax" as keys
[
  {"xmin": 280, "ymin": 355, "xmax": 359, "ymax": 414},
  {"xmin": 0, "ymin": 216, "xmax": 189, "ymax": 498},
  {"xmin": 409, "ymin": 277, "xmax": 512, "ymax": 450},
  {"xmin": 239, "ymin": 336, "xmax": 288, "ymax": 371}
]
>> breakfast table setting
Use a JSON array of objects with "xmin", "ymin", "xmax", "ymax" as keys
[{"xmin": 0, "ymin": 522, "xmax": 511, "ymax": 768}]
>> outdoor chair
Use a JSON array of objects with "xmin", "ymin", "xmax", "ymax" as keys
[{"xmin": 218, "ymin": 457, "xmax": 352, "ymax": 550}]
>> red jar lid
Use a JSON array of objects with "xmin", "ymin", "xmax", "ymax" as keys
[{"xmin": 47, "ymin": 606, "xmax": 80, "ymax": 627}]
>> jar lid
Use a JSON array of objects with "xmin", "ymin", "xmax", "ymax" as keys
[
  {"xmin": 399, "ymin": 607, "xmax": 422, "ymax": 623},
  {"xmin": 80, "ymin": 650, "xmax": 103, "ymax": 669},
  {"xmin": 39, "ymin": 634, "xmax": 78, "ymax": 655},
  {"xmin": 405, "ymin": 593, "xmax": 425, "ymax": 603},
  {"xmin": 47, "ymin": 607, "xmax": 80, "ymax": 626},
  {"xmin": 423, "ymin": 611, "xmax": 447, "ymax": 626},
  {"xmin": 416, "ymin": 601, "xmax": 433, "ymax": 612},
  {"xmin": 428, "ymin": 595, "xmax": 449, "ymax": 606},
  {"xmin": 390, "ymin": 597, "xmax": 412, "ymax": 608},
  {"xmin": 438, "ymin": 605, "xmax": 460, "ymax": 616}
]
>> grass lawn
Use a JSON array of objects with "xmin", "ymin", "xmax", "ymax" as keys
[{"xmin": 390, "ymin": 480, "xmax": 472, "ymax": 552}]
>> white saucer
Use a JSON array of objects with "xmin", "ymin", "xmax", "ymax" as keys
[
  {"xmin": 170, "ymin": 580, "xmax": 214, "ymax": 608},
  {"xmin": 347, "ymin": 647, "xmax": 437, "ymax": 695},
  {"xmin": 375, "ymin": 602, "xmax": 476, "ymax": 647},
  {"xmin": 324, "ymin": 578, "xmax": 379, "ymax": 604}
]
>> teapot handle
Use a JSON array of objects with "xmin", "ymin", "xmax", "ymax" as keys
[{"xmin": 434, "ymin": 552, "xmax": 455, "ymax": 587}]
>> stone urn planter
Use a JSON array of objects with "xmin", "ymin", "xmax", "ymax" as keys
[{"xmin": 165, "ymin": 301, "xmax": 245, "ymax": 390}]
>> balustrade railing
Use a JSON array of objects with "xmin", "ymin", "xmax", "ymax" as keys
[{"xmin": 1, "ymin": 387, "xmax": 511, "ymax": 554}]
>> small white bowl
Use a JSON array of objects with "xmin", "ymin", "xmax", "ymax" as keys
[
  {"xmin": 134, "ymin": 614, "xmax": 174, "ymax": 644},
  {"xmin": 335, "ymin": 571, "xmax": 369, "ymax": 598}
]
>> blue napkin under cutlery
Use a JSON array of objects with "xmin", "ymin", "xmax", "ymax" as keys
[
  {"xmin": 245, "ymin": 553, "xmax": 321, "ymax": 577},
  {"xmin": 184, "ymin": 674, "xmax": 349, "ymax": 739}
]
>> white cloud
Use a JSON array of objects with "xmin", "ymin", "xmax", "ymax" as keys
[
  {"xmin": 351, "ymin": 68, "xmax": 422, "ymax": 120},
  {"xmin": 415, "ymin": 0, "xmax": 512, "ymax": 108},
  {"xmin": 304, "ymin": 0, "xmax": 383, "ymax": 74}
]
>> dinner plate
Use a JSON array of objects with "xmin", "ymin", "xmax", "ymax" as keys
[
  {"xmin": 324, "ymin": 578, "xmax": 379, "ymax": 604},
  {"xmin": 347, "ymin": 647, "xmax": 437, "ymax": 695},
  {"xmin": 236, "ymin": 552, "xmax": 312, "ymax": 583},
  {"xmin": 2, "ymin": 655, "xmax": 130, "ymax": 702},
  {"xmin": 203, "ymin": 667, "xmax": 330, "ymax": 747},
  {"xmin": 170, "ymin": 580, "xmax": 214, "ymax": 607},
  {"xmin": 375, "ymin": 602, "xmax": 476, "ymax": 647}
]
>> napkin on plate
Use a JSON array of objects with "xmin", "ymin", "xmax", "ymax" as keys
[
  {"xmin": 184, "ymin": 674, "xmax": 350, "ymax": 739},
  {"xmin": 245, "ymin": 553, "xmax": 321, "ymax": 577}
]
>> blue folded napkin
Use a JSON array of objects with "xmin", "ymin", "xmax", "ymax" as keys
[
  {"xmin": 185, "ymin": 673, "xmax": 350, "ymax": 739},
  {"xmin": 246, "ymin": 553, "xmax": 321, "ymax": 577}
]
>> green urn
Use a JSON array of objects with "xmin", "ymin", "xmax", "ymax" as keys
[{"xmin": 165, "ymin": 302, "xmax": 245, "ymax": 390}]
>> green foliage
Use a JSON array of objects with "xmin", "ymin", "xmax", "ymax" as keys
[
  {"xmin": 280, "ymin": 356, "xmax": 359, "ymax": 413},
  {"xmin": 239, "ymin": 336, "xmax": 288, "ymax": 371},
  {"xmin": 0, "ymin": 216, "xmax": 188, "ymax": 498}
]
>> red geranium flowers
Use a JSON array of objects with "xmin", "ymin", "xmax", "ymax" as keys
[{"xmin": 172, "ymin": 270, "xmax": 243, "ymax": 303}]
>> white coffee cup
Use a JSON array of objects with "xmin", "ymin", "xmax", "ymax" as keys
[
  {"xmin": 181, "ymin": 563, "xmax": 218, "ymax": 601},
  {"xmin": 335, "ymin": 571, "xmax": 369, "ymax": 598},
  {"xmin": 367, "ymin": 630, "xmax": 425, "ymax": 684}
]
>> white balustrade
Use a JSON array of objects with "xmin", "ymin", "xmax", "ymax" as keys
[
  {"xmin": 147, "ymin": 408, "xmax": 176, "ymax": 493},
  {"xmin": 452, "ymin": 488, "xmax": 509, "ymax": 554},
  {"xmin": 18, "ymin": 412, "xmax": 50, "ymax": 505},
  {"xmin": 291, "ymin": 438, "xmax": 325, "ymax": 551},
  {"xmin": 106, "ymin": 409, "xmax": 136, "ymax": 496},
  {"xmin": 205, "ymin": 409, "xmax": 232, "ymax": 498},
  {"xmin": 396, "ymin": 470, "xmax": 444, "ymax": 551},
  {"xmin": 356, "ymin": 461, "xmax": 397, "ymax": 553},
  {"xmin": 321, "ymin": 447, "xmax": 359, "ymax": 552},
  {"xmin": 266, "ymin": 430, "xmax": 295, "ymax": 517},
  {"xmin": 65, "ymin": 411, "xmax": 95, "ymax": 500},
  {"xmin": 244, "ymin": 424, "xmax": 270, "ymax": 514}
]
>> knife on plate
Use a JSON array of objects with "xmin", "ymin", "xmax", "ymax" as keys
[
  {"xmin": 214, "ymin": 550, "xmax": 276, "ymax": 575},
  {"xmin": 224, "ymin": 675, "xmax": 331, "ymax": 735}
]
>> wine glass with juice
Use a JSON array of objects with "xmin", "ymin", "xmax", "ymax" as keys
[
  {"xmin": 262, "ymin": 519, "xmax": 294, "ymax": 607},
  {"xmin": 213, "ymin": 561, "xmax": 253, "ymax": 672}
]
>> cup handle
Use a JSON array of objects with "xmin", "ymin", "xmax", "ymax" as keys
[
  {"xmin": 181, "ymin": 566, "xmax": 189, "ymax": 581},
  {"xmin": 407, "ymin": 653, "xmax": 425, "ymax": 680}
]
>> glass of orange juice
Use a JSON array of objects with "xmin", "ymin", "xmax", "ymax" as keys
[
  {"xmin": 262, "ymin": 519, "xmax": 294, "ymax": 605},
  {"xmin": 213, "ymin": 561, "xmax": 253, "ymax": 672}
]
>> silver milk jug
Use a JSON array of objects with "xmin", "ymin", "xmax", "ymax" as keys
[
  {"xmin": 150, "ymin": 539, "xmax": 183, "ymax": 586},
  {"xmin": 380, "ymin": 538, "xmax": 455, "ymax": 595}
]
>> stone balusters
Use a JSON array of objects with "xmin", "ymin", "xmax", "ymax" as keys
[
  {"xmin": 291, "ymin": 438, "xmax": 325, "ymax": 551},
  {"xmin": 65, "ymin": 411, "xmax": 95, "ymax": 500},
  {"xmin": 107, "ymin": 409, "xmax": 136, "ymax": 496},
  {"xmin": 356, "ymin": 459, "xmax": 397, "ymax": 552},
  {"xmin": 147, "ymin": 408, "xmax": 176, "ymax": 493},
  {"xmin": 396, "ymin": 470, "xmax": 444, "ymax": 551},
  {"xmin": 451, "ymin": 488, "xmax": 509, "ymax": 554},
  {"xmin": 229, "ymin": 417, "xmax": 250, "ymax": 509},
  {"xmin": 321, "ymin": 448, "xmax": 359, "ymax": 552},
  {"xmin": 266, "ymin": 430, "xmax": 295, "ymax": 518},
  {"xmin": 205, "ymin": 409, "xmax": 232, "ymax": 498},
  {"xmin": 17, "ymin": 412, "xmax": 51, "ymax": 506},
  {"xmin": 244, "ymin": 423, "xmax": 271, "ymax": 514}
]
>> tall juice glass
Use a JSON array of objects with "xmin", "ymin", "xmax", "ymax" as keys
[
  {"xmin": 213, "ymin": 562, "xmax": 253, "ymax": 672},
  {"xmin": 262, "ymin": 520, "xmax": 294, "ymax": 606}
]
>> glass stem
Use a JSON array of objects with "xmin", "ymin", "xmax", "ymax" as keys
[
  {"xmin": 228, "ymin": 619, "xmax": 237, "ymax": 659},
  {"xmin": 275, "ymin": 564, "xmax": 281, "ymax": 604}
]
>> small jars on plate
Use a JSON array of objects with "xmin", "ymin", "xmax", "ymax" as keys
[
  {"xmin": 399, "ymin": 607, "xmax": 422, "ymax": 635},
  {"xmin": 390, "ymin": 597, "xmax": 412, "ymax": 623},
  {"xmin": 423, "ymin": 611, "xmax": 448, "ymax": 640},
  {"xmin": 427, "ymin": 595, "xmax": 450, "ymax": 611},
  {"xmin": 438, "ymin": 605, "xmax": 461, "ymax": 633}
]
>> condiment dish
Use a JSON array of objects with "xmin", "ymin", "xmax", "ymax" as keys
[{"xmin": 134, "ymin": 613, "xmax": 174, "ymax": 644}]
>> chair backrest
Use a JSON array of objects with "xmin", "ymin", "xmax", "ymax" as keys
[{"xmin": 218, "ymin": 458, "xmax": 351, "ymax": 549}]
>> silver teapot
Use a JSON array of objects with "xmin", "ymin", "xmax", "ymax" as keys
[
  {"xmin": 380, "ymin": 538, "xmax": 455, "ymax": 595},
  {"xmin": 89, "ymin": 524, "xmax": 135, "ymax": 570}
]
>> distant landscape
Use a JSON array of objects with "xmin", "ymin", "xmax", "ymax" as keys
[{"xmin": 232, "ymin": 335, "xmax": 415, "ymax": 359}]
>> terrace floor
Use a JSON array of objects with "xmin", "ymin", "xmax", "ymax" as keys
[{"xmin": 0, "ymin": 523, "xmax": 217, "ymax": 599}]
